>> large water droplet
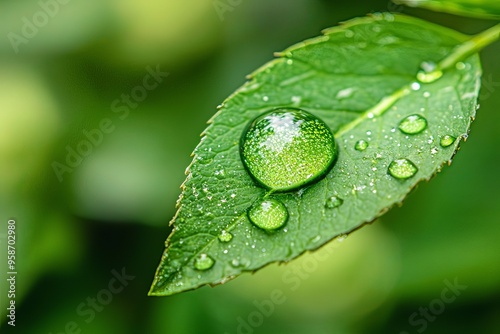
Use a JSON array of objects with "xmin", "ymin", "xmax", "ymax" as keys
[
  {"xmin": 325, "ymin": 196, "xmax": 344, "ymax": 209},
  {"xmin": 388, "ymin": 159, "xmax": 418, "ymax": 180},
  {"xmin": 440, "ymin": 135, "xmax": 455, "ymax": 148},
  {"xmin": 248, "ymin": 198, "xmax": 288, "ymax": 231},
  {"xmin": 194, "ymin": 254, "xmax": 215, "ymax": 271},
  {"xmin": 218, "ymin": 230, "xmax": 233, "ymax": 243},
  {"xmin": 354, "ymin": 140, "xmax": 369, "ymax": 151},
  {"xmin": 241, "ymin": 108, "xmax": 337, "ymax": 191},
  {"xmin": 398, "ymin": 114, "xmax": 427, "ymax": 135}
]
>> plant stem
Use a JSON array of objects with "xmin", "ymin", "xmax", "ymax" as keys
[
  {"xmin": 336, "ymin": 22, "xmax": 500, "ymax": 139},
  {"xmin": 439, "ymin": 23, "xmax": 500, "ymax": 70}
]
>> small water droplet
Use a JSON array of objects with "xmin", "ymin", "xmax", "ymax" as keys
[
  {"xmin": 388, "ymin": 159, "xmax": 418, "ymax": 180},
  {"xmin": 263, "ymin": 96, "xmax": 269, "ymax": 102},
  {"xmin": 398, "ymin": 114, "xmax": 427, "ymax": 135},
  {"xmin": 440, "ymin": 135, "xmax": 455, "ymax": 148},
  {"xmin": 194, "ymin": 254, "xmax": 215, "ymax": 271},
  {"xmin": 214, "ymin": 166, "xmax": 225, "ymax": 179},
  {"xmin": 354, "ymin": 139, "xmax": 369, "ymax": 151},
  {"xmin": 230, "ymin": 257, "xmax": 250, "ymax": 268},
  {"xmin": 411, "ymin": 82, "xmax": 421, "ymax": 91},
  {"xmin": 325, "ymin": 196, "xmax": 344, "ymax": 209},
  {"xmin": 218, "ymin": 230, "xmax": 233, "ymax": 243},
  {"xmin": 455, "ymin": 62, "xmax": 466, "ymax": 70},
  {"xmin": 240, "ymin": 108, "xmax": 337, "ymax": 191},
  {"xmin": 336, "ymin": 87, "xmax": 355, "ymax": 99},
  {"xmin": 344, "ymin": 30, "xmax": 354, "ymax": 38},
  {"xmin": 336, "ymin": 234, "xmax": 348, "ymax": 242},
  {"xmin": 423, "ymin": 91, "xmax": 431, "ymax": 98},
  {"xmin": 248, "ymin": 198, "xmax": 288, "ymax": 231},
  {"xmin": 310, "ymin": 235, "xmax": 321, "ymax": 244},
  {"xmin": 384, "ymin": 12, "xmax": 395, "ymax": 21},
  {"xmin": 417, "ymin": 61, "xmax": 443, "ymax": 83},
  {"xmin": 431, "ymin": 147, "xmax": 439, "ymax": 155},
  {"xmin": 291, "ymin": 95, "xmax": 301, "ymax": 104}
]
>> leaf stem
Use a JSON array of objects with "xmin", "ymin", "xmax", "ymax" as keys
[
  {"xmin": 336, "ymin": 87, "xmax": 408, "ymax": 138},
  {"xmin": 439, "ymin": 23, "xmax": 500, "ymax": 71},
  {"xmin": 336, "ymin": 23, "xmax": 500, "ymax": 139}
]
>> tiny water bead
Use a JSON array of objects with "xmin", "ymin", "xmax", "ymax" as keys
[
  {"xmin": 440, "ymin": 135, "xmax": 456, "ymax": 148},
  {"xmin": 194, "ymin": 254, "xmax": 215, "ymax": 271},
  {"xmin": 248, "ymin": 198, "xmax": 288, "ymax": 231},
  {"xmin": 398, "ymin": 114, "xmax": 427, "ymax": 135},
  {"xmin": 241, "ymin": 108, "xmax": 337, "ymax": 192},
  {"xmin": 325, "ymin": 196, "xmax": 344, "ymax": 209},
  {"xmin": 354, "ymin": 140, "xmax": 369, "ymax": 151},
  {"xmin": 388, "ymin": 159, "xmax": 418, "ymax": 180},
  {"xmin": 218, "ymin": 230, "xmax": 233, "ymax": 243}
]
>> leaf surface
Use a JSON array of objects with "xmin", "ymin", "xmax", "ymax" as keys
[
  {"xmin": 149, "ymin": 13, "xmax": 481, "ymax": 296},
  {"xmin": 394, "ymin": 0, "xmax": 500, "ymax": 19}
]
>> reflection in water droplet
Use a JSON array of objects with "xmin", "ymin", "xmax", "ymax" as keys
[
  {"xmin": 248, "ymin": 198, "xmax": 288, "ymax": 231},
  {"xmin": 440, "ymin": 135, "xmax": 456, "ymax": 148},
  {"xmin": 240, "ymin": 108, "xmax": 337, "ymax": 192},
  {"xmin": 388, "ymin": 158, "xmax": 418, "ymax": 180},
  {"xmin": 354, "ymin": 140, "xmax": 369, "ymax": 151},
  {"xmin": 421, "ymin": 61, "xmax": 437, "ymax": 73},
  {"xmin": 218, "ymin": 230, "xmax": 233, "ymax": 243},
  {"xmin": 398, "ymin": 114, "xmax": 427, "ymax": 135},
  {"xmin": 325, "ymin": 196, "xmax": 344, "ymax": 209},
  {"xmin": 194, "ymin": 254, "xmax": 215, "ymax": 271}
]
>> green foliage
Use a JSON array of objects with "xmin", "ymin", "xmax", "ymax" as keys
[
  {"xmin": 394, "ymin": 0, "xmax": 500, "ymax": 19},
  {"xmin": 150, "ymin": 13, "xmax": 483, "ymax": 296}
]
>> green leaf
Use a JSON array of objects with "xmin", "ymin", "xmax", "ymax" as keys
[
  {"xmin": 394, "ymin": 0, "xmax": 500, "ymax": 19},
  {"xmin": 149, "ymin": 13, "xmax": 482, "ymax": 296}
]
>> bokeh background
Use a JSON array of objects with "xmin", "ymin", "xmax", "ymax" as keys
[{"xmin": 1, "ymin": 0, "xmax": 499, "ymax": 333}]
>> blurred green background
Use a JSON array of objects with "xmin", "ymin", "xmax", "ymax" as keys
[{"xmin": 1, "ymin": 0, "xmax": 499, "ymax": 333}]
